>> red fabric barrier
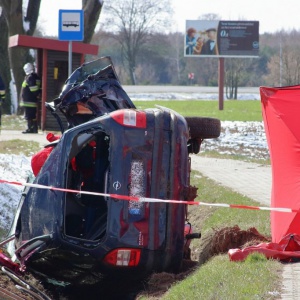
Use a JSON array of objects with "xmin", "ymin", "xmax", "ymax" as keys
[
  {"xmin": 230, "ymin": 87, "xmax": 300, "ymax": 262},
  {"xmin": 229, "ymin": 233, "xmax": 300, "ymax": 262},
  {"xmin": 232, "ymin": 85, "xmax": 300, "ymax": 261},
  {"xmin": 260, "ymin": 85, "xmax": 300, "ymax": 243}
]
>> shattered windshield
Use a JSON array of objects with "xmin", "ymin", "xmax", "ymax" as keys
[
  {"xmin": 58, "ymin": 56, "xmax": 119, "ymax": 101},
  {"xmin": 66, "ymin": 56, "xmax": 118, "ymax": 86},
  {"xmin": 56, "ymin": 56, "xmax": 135, "ymax": 126}
]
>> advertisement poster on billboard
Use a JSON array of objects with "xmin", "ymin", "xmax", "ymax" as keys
[{"xmin": 185, "ymin": 20, "xmax": 259, "ymax": 57}]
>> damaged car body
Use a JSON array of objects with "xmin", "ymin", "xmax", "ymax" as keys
[{"xmin": 6, "ymin": 57, "xmax": 221, "ymax": 284}]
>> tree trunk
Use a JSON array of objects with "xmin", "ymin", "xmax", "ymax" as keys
[
  {"xmin": 234, "ymin": 82, "xmax": 238, "ymax": 99},
  {"xmin": 82, "ymin": 0, "xmax": 103, "ymax": 43},
  {"xmin": 234, "ymin": 72, "xmax": 238, "ymax": 100},
  {"xmin": 5, "ymin": 0, "xmax": 25, "ymax": 110},
  {"xmin": 129, "ymin": 67, "xmax": 136, "ymax": 85},
  {"xmin": 24, "ymin": 0, "xmax": 41, "ymax": 35},
  {"xmin": 0, "ymin": 11, "xmax": 11, "ymax": 113}
]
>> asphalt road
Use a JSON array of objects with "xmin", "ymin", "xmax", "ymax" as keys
[{"xmin": 123, "ymin": 85, "xmax": 260, "ymax": 94}]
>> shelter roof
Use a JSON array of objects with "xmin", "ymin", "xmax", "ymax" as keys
[{"xmin": 9, "ymin": 34, "xmax": 98, "ymax": 55}]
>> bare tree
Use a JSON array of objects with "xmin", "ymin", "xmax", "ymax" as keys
[
  {"xmin": 265, "ymin": 31, "xmax": 300, "ymax": 86},
  {"xmin": 225, "ymin": 58, "xmax": 257, "ymax": 99},
  {"xmin": 0, "ymin": 9, "xmax": 10, "ymax": 113},
  {"xmin": 270, "ymin": 47, "xmax": 300, "ymax": 86},
  {"xmin": 102, "ymin": 0, "xmax": 172, "ymax": 85},
  {"xmin": 281, "ymin": 48, "xmax": 300, "ymax": 86},
  {"xmin": 225, "ymin": 59, "xmax": 243, "ymax": 99},
  {"xmin": 0, "ymin": 0, "xmax": 41, "ymax": 113},
  {"xmin": 166, "ymin": 32, "xmax": 183, "ymax": 84},
  {"xmin": 198, "ymin": 13, "xmax": 220, "ymax": 21}
]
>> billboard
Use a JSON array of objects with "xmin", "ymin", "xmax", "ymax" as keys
[{"xmin": 185, "ymin": 20, "xmax": 259, "ymax": 57}]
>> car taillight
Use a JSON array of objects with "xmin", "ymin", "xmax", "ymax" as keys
[
  {"xmin": 111, "ymin": 110, "xmax": 146, "ymax": 128},
  {"xmin": 103, "ymin": 248, "xmax": 141, "ymax": 266}
]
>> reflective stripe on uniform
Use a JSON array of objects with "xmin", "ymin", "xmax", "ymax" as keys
[
  {"xmin": 20, "ymin": 101, "xmax": 37, "ymax": 107},
  {"xmin": 29, "ymin": 85, "xmax": 39, "ymax": 92},
  {"xmin": 0, "ymin": 89, "xmax": 5, "ymax": 102}
]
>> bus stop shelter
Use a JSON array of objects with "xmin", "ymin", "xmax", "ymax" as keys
[{"xmin": 9, "ymin": 34, "xmax": 99, "ymax": 131}]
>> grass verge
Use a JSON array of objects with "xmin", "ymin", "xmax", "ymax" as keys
[
  {"xmin": 1, "ymin": 114, "xmax": 26, "ymax": 130},
  {"xmin": 134, "ymin": 100, "xmax": 262, "ymax": 121},
  {"xmin": 2, "ymin": 100, "xmax": 262, "ymax": 128},
  {"xmin": 199, "ymin": 150, "xmax": 270, "ymax": 165},
  {"xmin": 139, "ymin": 171, "xmax": 282, "ymax": 299},
  {"xmin": 161, "ymin": 255, "xmax": 280, "ymax": 300},
  {"xmin": 0, "ymin": 139, "xmax": 40, "ymax": 156}
]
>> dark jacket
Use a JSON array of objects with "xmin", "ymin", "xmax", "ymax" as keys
[
  {"xmin": 201, "ymin": 40, "xmax": 217, "ymax": 55},
  {"xmin": 20, "ymin": 73, "xmax": 41, "ymax": 108}
]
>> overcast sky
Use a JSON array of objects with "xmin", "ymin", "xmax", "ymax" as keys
[{"xmin": 39, "ymin": 0, "xmax": 300, "ymax": 36}]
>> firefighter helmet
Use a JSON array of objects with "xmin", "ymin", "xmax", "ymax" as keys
[{"xmin": 23, "ymin": 63, "xmax": 34, "ymax": 75}]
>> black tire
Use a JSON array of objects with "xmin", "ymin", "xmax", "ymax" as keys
[{"xmin": 185, "ymin": 117, "xmax": 221, "ymax": 139}]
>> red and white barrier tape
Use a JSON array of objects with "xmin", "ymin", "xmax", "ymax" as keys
[{"xmin": 0, "ymin": 179, "xmax": 297, "ymax": 213}]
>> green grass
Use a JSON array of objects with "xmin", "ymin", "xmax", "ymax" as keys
[
  {"xmin": 1, "ymin": 114, "xmax": 27, "ymax": 130},
  {"xmin": 161, "ymin": 255, "xmax": 280, "ymax": 300},
  {"xmin": 0, "ymin": 115, "xmax": 43, "ymax": 155},
  {"xmin": 0, "ymin": 139, "xmax": 41, "ymax": 156},
  {"xmin": 134, "ymin": 100, "xmax": 263, "ymax": 121},
  {"xmin": 199, "ymin": 150, "xmax": 270, "ymax": 165},
  {"xmin": 1, "ymin": 100, "xmax": 262, "ymax": 129},
  {"xmin": 2, "ymin": 100, "xmax": 263, "ymax": 128},
  {"xmin": 139, "ymin": 172, "xmax": 281, "ymax": 299},
  {"xmin": 191, "ymin": 172, "xmax": 270, "ymax": 235}
]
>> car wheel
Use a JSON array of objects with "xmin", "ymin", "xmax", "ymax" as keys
[{"xmin": 185, "ymin": 117, "xmax": 221, "ymax": 139}]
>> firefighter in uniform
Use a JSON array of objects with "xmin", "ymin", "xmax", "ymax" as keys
[
  {"xmin": 20, "ymin": 63, "xmax": 41, "ymax": 133},
  {"xmin": 0, "ymin": 75, "xmax": 5, "ymax": 128}
]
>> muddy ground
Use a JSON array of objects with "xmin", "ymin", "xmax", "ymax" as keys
[{"xmin": 0, "ymin": 204, "xmax": 270, "ymax": 300}]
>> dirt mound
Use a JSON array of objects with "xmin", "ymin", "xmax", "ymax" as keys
[
  {"xmin": 199, "ymin": 225, "xmax": 270, "ymax": 265},
  {"xmin": 140, "ymin": 259, "xmax": 199, "ymax": 299}
]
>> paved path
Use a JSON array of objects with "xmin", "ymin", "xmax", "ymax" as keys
[
  {"xmin": 191, "ymin": 155, "xmax": 271, "ymax": 205},
  {"xmin": 191, "ymin": 155, "xmax": 300, "ymax": 300}
]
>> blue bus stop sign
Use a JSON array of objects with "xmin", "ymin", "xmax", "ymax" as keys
[{"xmin": 58, "ymin": 10, "xmax": 84, "ymax": 41}]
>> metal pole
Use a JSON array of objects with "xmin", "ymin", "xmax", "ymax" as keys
[{"xmin": 68, "ymin": 41, "xmax": 72, "ymax": 77}]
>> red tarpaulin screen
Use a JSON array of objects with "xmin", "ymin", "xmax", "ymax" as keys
[{"xmin": 260, "ymin": 85, "xmax": 300, "ymax": 243}]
